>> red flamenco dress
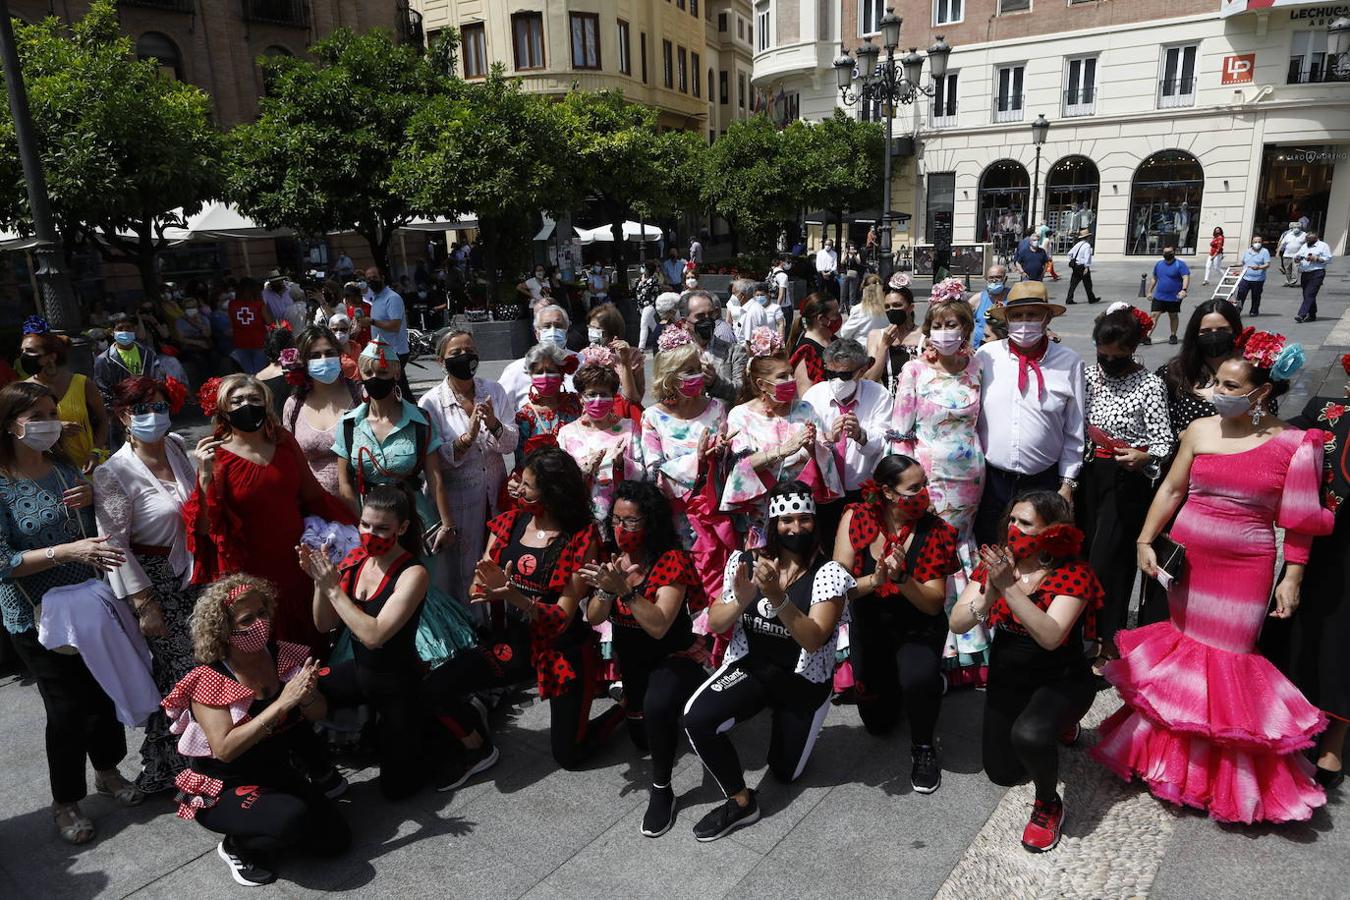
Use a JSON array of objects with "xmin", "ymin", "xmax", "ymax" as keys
[
  {"xmin": 185, "ymin": 439, "xmax": 356, "ymax": 651},
  {"xmin": 1093, "ymin": 428, "xmax": 1336, "ymax": 823}
]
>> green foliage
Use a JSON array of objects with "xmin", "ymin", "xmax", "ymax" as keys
[
  {"xmin": 700, "ymin": 115, "xmax": 795, "ymax": 254},
  {"xmin": 0, "ymin": 0, "xmax": 223, "ymax": 291},
  {"xmin": 227, "ymin": 26, "xmax": 454, "ymax": 272},
  {"xmin": 783, "ymin": 110, "xmax": 884, "ymax": 217}
]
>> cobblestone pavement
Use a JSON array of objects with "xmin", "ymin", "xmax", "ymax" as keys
[{"xmin": 2, "ymin": 261, "xmax": 1347, "ymax": 899}]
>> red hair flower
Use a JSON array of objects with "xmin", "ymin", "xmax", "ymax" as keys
[
  {"xmin": 1130, "ymin": 307, "xmax": 1155, "ymax": 338},
  {"xmin": 197, "ymin": 376, "xmax": 223, "ymax": 418},
  {"xmin": 278, "ymin": 347, "xmax": 306, "ymax": 387},
  {"xmin": 161, "ymin": 376, "xmax": 188, "ymax": 416},
  {"xmin": 1340, "ymin": 353, "xmax": 1350, "ymax": 377},
  {"xmin": 560, "ymin": 354, "xmax": 580, "ymax": 376},
  {"xmin": 1239, "ymin": 330, "xmax": 1286, "ymax": 370},
  {"xmin": 1036, "ymin": 524, "xmax": 1086, "ymax": 559}
]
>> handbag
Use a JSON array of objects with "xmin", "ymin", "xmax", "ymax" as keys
[{"xmin": 1150, "ymin": 533, "xmax": 1186, "ymax": 583}]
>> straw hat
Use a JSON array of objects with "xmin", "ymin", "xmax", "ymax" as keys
[{"xmin": 986, "ymin": 280, "xmax": 1066, "ymax": 320}]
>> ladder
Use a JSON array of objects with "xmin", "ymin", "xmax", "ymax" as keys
[{"xmin": 1211, "ymin": 266, "xmax": 1244, "ymax": 305}]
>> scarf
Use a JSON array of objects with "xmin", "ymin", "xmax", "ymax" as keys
[{"xmin": 1008, "ymin": 337, "xmax": 1048, "ymax": 399}]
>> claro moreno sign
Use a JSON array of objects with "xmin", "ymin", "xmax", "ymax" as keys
[{"xmin": 1221, "ymin": 1, "xmax": 1350, "ymax": 18}]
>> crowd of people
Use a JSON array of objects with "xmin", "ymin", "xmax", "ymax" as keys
[{"xmin": 1, "ymin": 259, "xmax": 1346, "ymax": 887}]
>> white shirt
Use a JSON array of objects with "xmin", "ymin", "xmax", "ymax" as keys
[
  {"xmin": 803, "ymin": 379, "xmax": 893, "ymax": 491},
  {"xmin": 771, "ymin": 268, "xmax": 791, "ymax": 309},
  {"xmin": 976, "ymin": 339, "xmax": 1085, "ymax": 480},
  {"xmin": 1295, "ymin": 241, "xmax": 1333, "ymax": 272},
  {"xmin": 815, "ymin": 248, "xmax": 838, "ymax": 275},
  {"xmin": 1279, "ymin": 230, "xmax": 1305, "ymax": 258},
  {"xmin": 418, "ymin": 378, "xmax": 519, "ymax": 500},
  {"xmin": 689, "ymin": 240, "xmax": 704, "ymax": 264},
  {"xmin": 735, "ymin": 299, "xmax": 784, "ymax": 342},
  {"xmin": 1068, "ymin": 239, "xmax": 1093, "ymax": 268},
  {"xmin": 499, "ymin": 351, "xmax": 578, "ymax": 409},
  {"xmin": 838, "ymin": 306, "xmax": 887, "ymax": 344},
  {"xmin": 523, "ymin": 276, "xmax": 548, "ymax": 300}
]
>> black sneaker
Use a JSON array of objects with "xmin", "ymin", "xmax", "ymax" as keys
[
  {"xmin": 1315, "ymin": 766, "xmax": 1344, "ymax": 790},
  {"xmin": 468, "ymin": 694, "xmax": 491, "ymax": 739},
  {"xmin": 1088, "ymin": 297, "xmax": 1101, "ymax": 304},
  {"xmin": 1168, "ymin": 334, "xmax": 1178, "ymax": 345},
  {"xmin": 692, "ymin": 791, "xmax": 760, "ymax": 842},
  {"xmin": 1294, "ymin": 315, "xmax": 1307, "ymax": 323},
  {"xmin": 640, "ymin": 785, "xmax": 676, "ymax": 838},
  {"xmin": 311, "ymin": 767, "xmax": 348, "ymax": 800},
  {"xmin": 217, "ymin": 838, "xmax": 275, "ymax": 887},
  {"xmin": 436, "ymin": 738, "xmax": 500, "ymax": 792},
  {"xmin": 911, "ymin": 744, "xmax": 941, "ymax": 794}
]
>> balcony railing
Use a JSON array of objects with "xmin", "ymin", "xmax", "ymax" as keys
[
  {"xmin": 242, "ymin": 0, "xmax": 311, "ymax": 28},
  {"xmin": 1157, "ymin": 77, "xmax": 1196, "ymax": 109},
  {"xmin": 1286, "ymin": 59, "xmax": 1345, "ymax": 84},
  {"xmin": 122, "ymin": 0, "xmax": 195, "ymax": 10},
  {"xmin": 992, "ymin": 95, "xmax": 1024, "ymax": 123},
  {"xmin": 1063, "ymin": 87, "xmax": 1095, "ymax": 117},
  {"xmin": 929, "ymin": 102, "xmax": 958, "ymax": 129}
]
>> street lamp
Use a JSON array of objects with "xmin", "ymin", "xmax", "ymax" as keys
[
  {"xmin": 833, "ymin": 8, "xmax": 952, "ymax": 279},
  {"xmin": 1329, "ymin": 17, "xmax": 1350, "ymax": 80},
  {"xmin": 1029, "ymin": 113, "xmax": 1050, "ymax": 235}
]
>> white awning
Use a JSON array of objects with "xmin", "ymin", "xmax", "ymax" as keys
[
  {"xmin": 401, "ymin": 213, "xmax": 478, "ymax": 232},
  {"xmin": 161, "ymin": 202, "xmax": 291, "ymax": 241}
]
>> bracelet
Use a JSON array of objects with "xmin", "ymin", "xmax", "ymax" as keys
[
  {"xmin": 969, "ymin": 598, "xmax": 989, "ymax": 626},
  {"xmin": 44, "ymin": 546, "xmax": 56, "ymax": 561},
  {"xmin": 766, "ymin": 595, "xmax": 791, "ymax": 617}
]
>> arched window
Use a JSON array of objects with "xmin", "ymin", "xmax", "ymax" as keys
[
  {"xmin": 976, "ymin": 159, "xmax": 1029, "ymax": 246},
  {"xmin": 136, "ymin": 32, "xmax": 183, "ymax": 81},
  {"xmin": 264, "ymin": 45, "xmax": 293, "ymax": 58},
  {"xmin": 1127, "ymin": 149, "xmax": 1204, "ymax": 255},
  {"xmin": 1045, "ymin": 155, "xmax": 1100, "ymax": 253}
]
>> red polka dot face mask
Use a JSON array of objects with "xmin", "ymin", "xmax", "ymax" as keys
[
  {"xmin": 228, "ymin": 618, "xmax": 272, "ymax": 653},
  {"xmin": 891, "ymin": 487, "xmax": 930, "ymax": 523},
  {"xmin": 1006, "ymin": 524, "xmax": 1085, "ymax": 561}
]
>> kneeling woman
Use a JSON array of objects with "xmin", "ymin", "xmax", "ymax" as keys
[
  {"xmin": 682, "ymin": 482, "xmax": 854, "ymax": 842},
  {"xmin": 834, "ymin": 455, "xmax": 960, "ymax": 794},
  {"xmin": 162, "ymin": 575, "xmax": 350, "ymax": 887},
  {"xmin": 948, "ymin": 490, "xmax": 1101, "ymax": 854},
  {"xmin": 580, "ymin": 481, "xmax": 710, "ymax": 838},
  {"xmin": 299, "ymin": 484, "xmax": 430, "ymax": 801}
]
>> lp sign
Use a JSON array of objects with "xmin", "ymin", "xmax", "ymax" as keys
[{"xmin": 1222, "ymin": 53, "xmax": 1256, "ymax": 84}]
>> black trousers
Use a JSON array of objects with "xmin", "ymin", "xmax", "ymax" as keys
[
  {"xmin": 982, "ymin": 640, "xmax": 1095, "ymax": 803},
  {"xmin": 974, "ymin": 465, "xmax": 1061, "ymax": 548},
  {"xmin": 1233, "ymin": 278, "xmax": 1264, "ymax": 314},
  {"xmin": 321, "ymin": 659, "xmax": 427, "ymax": 801},
  {"xmin": 196, "ymin": 773, "xmax": 351, "ymax": 856},
  {"xmin": 12, "ymin": 629, "xmax": 127, "ymax": 805},
  {"xmin": 620, "ymin": 654, "xmax": 708, "ymax": 785},
  {"xmin": 1297, "ymin": 269, "xmax": 1325, "ymax": 319},
  {"xmin": 546, "ymin": 643, "xmax": 625, "ymax": 770},
  {"xmin": 1077, "ymin": 457, "xmax": 1153, "ymax": 649},
  {"xmin": 849, "ymin": 596, "xmax": 944, "ymax": 746},
  {"xmin": 682, "ymin": 657, "xmax": 832, "ymax": 797},
  {"xmin": 1065, "ymin": 264, "xmax": 1097, "ymax": 304}
]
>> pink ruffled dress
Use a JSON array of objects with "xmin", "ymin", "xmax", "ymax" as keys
[{"xmin": 1093, "ymin": 427, "xmax": 1335, "ymax": 824}]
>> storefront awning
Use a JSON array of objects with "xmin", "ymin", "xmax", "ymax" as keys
[{"xmin": 1220, "ymin": 1, "xmax": 1350, "ymax": 18}]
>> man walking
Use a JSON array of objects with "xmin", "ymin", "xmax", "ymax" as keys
[
  {"xmin": 815, "ymin": 239, "xmax": 839, "ymax": 296},
  {"xmin": 1014, "ymin": 236, "xmax": 1050, "ymax": 282},
  {"xmin": 1146, "ymin": 245, "xmax": 1189, "ymax": 345},
  {"xmin": 1233, "ymin": 234, "xmax": 1271, "ymax": 316},
  {"xmin": 1064, "ymin": 228, "xmax": 1100, "ymax": 305},
  {"xmin": 1277, "ymin": 221, "xmax": 1305, "ymax": 287},
  {"xmin": 662, "ymin": 248, "xmax": 686, "ymax": 288},
  {"xmin": 365, "ymin": 266, "xmax": 412, "ymax": 397},
  {"xmin": 1293, "ymin": 231, "xmax": 1333, "ymax": 324}
]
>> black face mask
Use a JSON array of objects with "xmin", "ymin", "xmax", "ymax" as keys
[
  {"xmin": 1197, "ymin": 331, "xmax": 1234, "ymax": 358},
  {"xmin": 364, "ymin": 377, "xmax": 397, "ymax": 400},
  {"xmin": 444, "ymin": 354, "xmax": 479, "ymax": 380},
  {"xmin": 368, "ymin": 280, "xmax": 385, "ymax": 293},
  {"xmin": 227, "ymin": 403, "xmax": 267, "ymax": 433},
  {"xmin": 1162, "ymin": 253, "xmax": 1175, "ymax": 263},
  {"xmin": 693, "ymin": 319, "xmax": 716, "ymax": 342},
  {"xmin": 1097, "ymin": 354, "xmax": 1135, "ymax": 377},
  {"xmin": 885, "ymin": 309, "xmax": 909, "ymax": 327},
  {"xmin": 777, "ymin": 529, "xmax": 816, "ymax": 556}
]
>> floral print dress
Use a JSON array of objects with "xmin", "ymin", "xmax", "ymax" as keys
[
  {"xmin": 640, "ymin": 398, "xmax": 727, "ymax": 544},
  {"xmin": 556, "ymin": 417, "xmax": 644, "ymax": 531},
  {"xmin": 890, "ymin": 356, "xmax": 989, "ymax": 665}
]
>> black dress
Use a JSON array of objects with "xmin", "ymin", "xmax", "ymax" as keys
[{"xmin": 1260, "ymin": 396, "xmax": 1350, "ymax": 723}]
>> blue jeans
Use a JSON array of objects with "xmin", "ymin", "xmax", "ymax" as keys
[
  {"xmin": 1297, "ymin": 269, "xmax": 1325, "ymax": 319},
  {"xmin": 1233, "ymin": 278, "xmax": 1264, "ymax": 314}
]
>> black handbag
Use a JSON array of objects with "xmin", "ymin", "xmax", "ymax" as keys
[{"xmin": 1151, "ymin": 534, "xmax": 1186, "ymax": 582}]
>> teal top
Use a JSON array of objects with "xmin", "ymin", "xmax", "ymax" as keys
[
  {"xmin": 332, "ymin": 399, "xmax": 442, "ymax": 489},
  {"xmin": 0, "ymin": 463, "xmax": 98, "ymax": 634}
]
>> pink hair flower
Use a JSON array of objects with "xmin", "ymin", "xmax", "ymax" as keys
[{"xmin": 747, "ymin": 326, "xmax": 785, "ymax": 358}]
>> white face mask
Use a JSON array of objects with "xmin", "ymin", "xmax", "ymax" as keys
[
  {"xmin": 928, "ymin": 328, "xmax": 964, "ymax": 356},
  {"xmin": 14, "ymin": 419, "xmax": 62, "ymax": 453},
  {"xmin": 587, "ymin": 327, "xmax": 605, "ymax": 345},
  {"xmin": 333, "ymin": 329, "xmax": 350, "ymax": 344},
  {"xmin": 1008, "ymin": 321, "xmax": 1046, "ymax": 348},
  {"xmin": 830, "ymin": 377, "xmax": 857, "ymax": 403}
]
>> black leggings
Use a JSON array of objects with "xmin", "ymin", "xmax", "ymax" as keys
[
  {"xmin": 620, "ymin": 655, "xmax": 708, "ymax": 785},
  {"xmin": 982, "ymin": 648, "xmax": 1095, "ymax": 802},
  {"xmin": 849, "ymin": 596, "xmax": 944, "ymax": 745},
  {"xmin": 11, "ymin": 629, "xmax": 127, "ymax": 804},
  {"xmin": 196, "ymin": 776, "xmax": 351, "ymax": 856},
  {"xmin": 1078, "ymin": 457, "xmax": 1152, "ymax": 648},
  {"xmin": 321, "ymin": 660, "xmax": 426, "ymax": 801},
  {"xmin": 547, "ymin": 643, "xmax": 625, "ymax": 770},
  {"xmin": 682, "ymin": 658, "xmax": 832, "ymax": 797}
]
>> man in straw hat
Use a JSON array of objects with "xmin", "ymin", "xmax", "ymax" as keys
[
  {"xmin": 972, "ymin": 281, "xmax": 1085, "ymax": 547},
  {"xmin": 1064, "ymin": 228, "xmax": 1100, "ymax": 306}
]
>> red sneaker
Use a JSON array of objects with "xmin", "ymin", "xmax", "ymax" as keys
[
  {"xmin": 1021, "ymin": 798, "xmax": 1065, "ymax": 853},
  {"xmin": 1058, "ymin": 722, "xmax": 1081, "ymax": 746}
]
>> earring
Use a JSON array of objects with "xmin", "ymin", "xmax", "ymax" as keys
[{"xmin": 1250, "ymin": 405, "xmax": 1265, "ymax": 426}]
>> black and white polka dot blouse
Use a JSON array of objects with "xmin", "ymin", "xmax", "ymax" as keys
[{"xmin": 1085, "ymin": 364, "xmax": 1175, "ymax": 464}]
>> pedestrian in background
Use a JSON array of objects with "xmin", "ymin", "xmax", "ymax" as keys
[
  {"xmin": 1203, "ymin": 226, "xmax": 1225, "ymax": 285},
  {"xmin": 1145, "ymin": 245, "xmax": 1190, "ymax": 345},
  {"xmin": 1064, "ymin": 229, "xmax": 1100, "ymax": 306},
  {"xmin": 1293, "ymin": 231, "xmax": 1333, "ymax": 324},
  {"xmin": 1014, "ymin": 236, "xmax": 1049, "ymax": 283},
  {"xmin": 1233, "ymin": 233, "xmax": 1271, "ymax": 316},
  {"xmin": 1278, "ymin": 221, "xmax": 1305, "ymax": 287}
]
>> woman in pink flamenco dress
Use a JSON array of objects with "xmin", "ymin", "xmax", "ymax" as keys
[{"xmin": 1094, "ymin": 333, "xmax": 1335, "ymax": 824}]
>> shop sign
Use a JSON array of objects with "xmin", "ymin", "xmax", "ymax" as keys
[
  {"xmin": 1221, "ymin": 53, "xmax": 1257, "ymax": 83},
  {"xmin": 1221, "ymin": 1, "xmax": 1350, "ymax": 20}
]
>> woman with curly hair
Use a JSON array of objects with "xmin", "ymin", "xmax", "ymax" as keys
[
  {"xmin": 185, "ymin": 374, "xmax": 355, "ymax": 650},
  {"xmin": 20, "ymin": 319, "xmax": 109, "ymax": 470},
  {"xmin": 722, "ymin": 327, "xmax": 841, "ymax": 548},
  {"xmin": 283, "ymin": 325, "xmax": 359, "ymax": 497},
  {"xmin": 94, "ymin": 375, "xmax": 200, "ymax": 793},
  {"xmin": 162, "ymin": 575, "xmax": 350, "ymax": 887},
  {"xmin": 949, "ymin": 490, "xmax": 1102, "ymax": 853},
  {"xmin": 581, "ymin": 480, "xmax": 711, "ymax": 838},
  {"xmin": 556, "ymin": 352, "xmax": 644, "ymax": 532}
]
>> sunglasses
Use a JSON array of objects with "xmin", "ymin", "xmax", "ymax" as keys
[{"xmin": 132, "ymin": 401, "xmax": 170, "ymax": 416}]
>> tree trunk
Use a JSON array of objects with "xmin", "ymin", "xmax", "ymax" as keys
[
  {"xmin": 609, "ymin": 214, "xmax": 629, "ymax": 291},
  {"xmin": 480, "ymin": 218, "xmax": 498, "ymax": 309},
  {"xmin": 363, "ymin": 224, "xmax": 392, "ymax": 280}
]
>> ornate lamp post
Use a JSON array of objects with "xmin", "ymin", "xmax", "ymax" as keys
[
  {"xmin": 1029, "ymin": 113, "xmax": 1050, "ymax": 235},
  {"xmin": 834, "ymin": 8, "xmax": 950, "ymax": 279}
]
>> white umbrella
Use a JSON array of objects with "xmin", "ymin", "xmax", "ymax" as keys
[
  {"xmin": 161, "ymin": 201, "xmax": 291, "ymax": 241},
  {"xmin": 401, "ymin": 213, "xmax": 478, "ymax": 232},
  {"xmin": 621, "ymin": 220, "xmax": 662, "ymax": 242}
]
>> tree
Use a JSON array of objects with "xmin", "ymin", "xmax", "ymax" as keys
[
  {"xmin": 783, "ymin": 111, "xmax": 884, "ymax": 248},
  {"xmin": 394, "ymin": 71, "xmax": 578, "ymax": 302},
  {"xmin": 700, "ymin": 116, "xmax": 797, "ymax": 256},
  {"xmin": 0, "ymin": 1, "xmax": 223, "ymax": 298},
  {"xmin": 227, "ymin": 28, "xmax": 457, "ymax": 277}
]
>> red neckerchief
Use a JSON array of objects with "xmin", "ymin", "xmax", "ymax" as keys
[{"xmin": 1008, "ymin": 337, "xmax": 1049, "ymax": 399}]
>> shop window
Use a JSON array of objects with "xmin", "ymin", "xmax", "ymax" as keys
[
  {"xmin": 1045, "ymin": 156, "xmax": 1099, "ymax": 253},
  {"xmin": 926, "ymin": 172, "xmax": 956, "ymax": 245},
  {"xmin": 1253, "ymin": 145, "xmax": 1335, "ymax": 243},
  {"xmin": 462, "ymin": 23, "xmax": 486, "ymax": 78},
  {"xmin": 1127, "ymin": 150, "xmax": 1204, "ymax": 256},
  {"xmin": 976, "ymin": 159, "xmax": 1030, "ymax": 249}
]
